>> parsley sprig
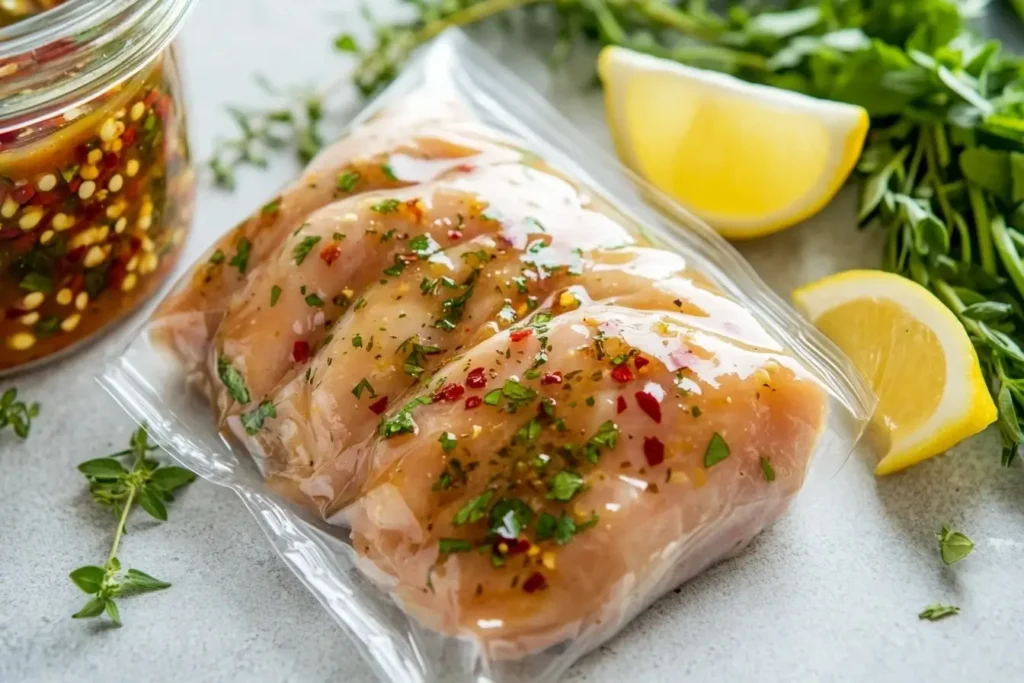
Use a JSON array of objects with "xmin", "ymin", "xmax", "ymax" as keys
[
  {"xmin": 0, "ymin": 387, "xmax": 39, "ymax": 439},
  {"xmin": 70, "ymin": 427, "xmax": 196, "ymax": 626}
]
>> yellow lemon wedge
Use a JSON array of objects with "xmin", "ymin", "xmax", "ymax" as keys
[
  {"xmin": 598, "ymin": 46, "xmax": 869, "ymax": 240},
  {"xmin": 793, "ymin": 270, "xmax": 997, "ymax": 475}
]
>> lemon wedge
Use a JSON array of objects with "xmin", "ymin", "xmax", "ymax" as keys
[
  {"xmin": 793, "ymin": 270, "xmax": 997, "ymax": 475},
  {"xmin": 598, "ymin": 46, "xmax": 869, "ymax": 240}
]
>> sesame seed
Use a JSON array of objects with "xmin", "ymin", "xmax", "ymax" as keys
[
  {"xmin": 7, "ymin": 332, "xmax": 36, "ymax": 351},
  {"xmin": 87, "ymin": 149, "xmax": 103, "ymax": 164},
  {"xmin": 39, "ymin": 230, "xmax": 54, "ymax": 245},
  {"xmin": 121, "ymin": 273, "xmax": 138, "ymax": 292},
  {"xmin": 138, "ymin": 214, "xmax": 152, "ymax": 230},
  {"xmin": 79, "ymin": 164, "xmax": 99, "ymax": 180},
  {"xmin": 75, "ymin": 292, "xmax": 89, "ymax": 311},
  {"xmin": 20, "ymin": 312, "xmax": 39, "ymax": 326},
  {"xmin": 1, "ymin": 197, "xmax": 18, "ymax": 218},
  {"xmin": 78, "ymin": 181, "xmax": 96, "ymax": 200},
  {"xmin": 51, "ymin": 213, "xmax": 73, "ymax": 231},
  {"xmin": 115, "ymin": 217, "xmax": 128, "ymax": 233},
  {"xmin": 37, "ymin": 174, "xmax": 57, "ymax": 192},
  {"xmin": 61, "ymin": 313, "xmax": 81, "ymax": 332},
  {"xmin": 106, "ymin": 204, "xmax": 124, "ymax": 219},
  {"xmin": 139, "ymin": 252, "xmax": 158, "ymax": 274},
  {"xmin": 112, "ymin": 139, "xmax": 123, "ymax": 153},
  {"xmin": 130, "ymin": 102, "xmax": 145, "ymax": 121},
  {"xmin": 126, "ymin": 255, "xmax": 139, "ymax": 272},
  {"xmin": 126, "ymin": 159, "xmax": 140, "ymax": 177},
  {"xmin": 140, "ymin": 201, "xmax": 153, "ymax": 217},
  {"xmin": 141, "ymin": 236, "xmax": 155, "ymax": 252},
  {"xmin": 108, "ymin": 174, "xmax": 124, "ymax": 192},
  {"xmin": 83, "ymin": 245, "xmax": 106, "ymax": 268},
  {"xmin": 95, "ymin": 226, "xmax": 109, "ymax": 242},
  {"xmin": 542, "ymin": 552, "xmax": 556, "ymax": 570},
  {"xmin": 22, "ymin": 292, "xmax": 44, "ymax": 310},
  {"xmin": 56, "ymin": 288, "xmax": 73, "ymax": 306},
  {"xmin": 19, "ymin": 208, "xmax": 43, "ymax": 230},
  {"xmin": 99, "ymin": 118, "xmax": 118, "ymax": 142},
  {"xmin": 114, "ymin": 121, "xmax": 126, "ymax": 138}
]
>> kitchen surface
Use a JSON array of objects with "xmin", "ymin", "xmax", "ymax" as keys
[{"xmin": 2, "ymin": 1, "xmax": 1024, "ymax": 682}]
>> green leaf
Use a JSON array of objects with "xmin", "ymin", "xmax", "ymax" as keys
[
  {"xmin": 935, "ymin": 524, "xmax": 974, "ymax": 565},
  {"xmin": 547, "ymin": 471, "xmax": 584, "ymax": 502},
  {"xmin": 554, "ymin": 513, "xmax": 577, "ymax": 545},
  {"xmin": 334, "ymin": 33, "xmax": 360, "ymax": 53},
  {"xmin": 69, "ymin": 566, "xmax": 106, "ymax": 594},
  {"xmin": 77, "ymin": 458, "xmax": 127, "ymax": 479},
  {"xmin": 337, "ymin": 171, "xmax": 361, "ymax": 192},
  {"xmin": 229, "ymin": 237, "xmax": 252, "ymax": 274},
  {"xmin": 919, "ymin": 603, "xmax": 959, "ymax": 621},
  {"xmin": 535, "ymin": 512, "xmax": 558, "ymax": 542},
  {"xmin": 438, "ymin": 538, "xmax": 472, "ymax": 554},
  {"xmin": 124, "ymin": 569, "xmax": 172, "ymax": 593},
  {"xmin": 703, "ymin": 433, "xmax": 730, "ymax": 468},
  {"xmin": 760, "ymin": 456, "xmax": 776, "ymax": 482},
  {"xmin": 960, "ymin": 148, "xmax": 1013, "ymax": 201},
  {"xmin": 998, "ymin": 385, "xmax": 1024, "ymax": 446},
  {"xmin": 489, "ymin": 498, "xmax": 533, "ymax": 539},
  {"xmin": 217, "ymin": 357, "xmax": 250, "ymax": 405},
  {"xmin": 104, "ymin": 598, "xmax": 121, "ymax": 626},
  {"xmin": 292, "ymin": 235, "xmax": 322, "ymax": 265},
  {"xmin": 72, "ymin": 597, "xmax": 106, "ymax": 620},
  {"xmin": 270, "ymin": 285, "xmax": 282, "ymax": 306},
  {"xmin": 438, "ymin": 432, "xmax": 457, "ymax": 454},
  {"xmin": 961, "ymin": 301, "xmax": 1013, "ymax": 322},
  {"xmin": 149, "ymin": 467, "xmax": 197, "ymax": 492},
  {"xmin": 452, "ymin": 490, "xmax": 494, "ymax": 526},
  {"xmin": 137, "ymin": 486, "xmax": 168, "ymax": 521}
]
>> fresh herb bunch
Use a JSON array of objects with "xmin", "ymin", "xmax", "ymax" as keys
[
  {"xmin": 343, "ymin": 0, "xmax": 1024, "ymax": 465},
  {"xmin": 209, "ymin": 77, "xmax": 326, "ymax": 189},
  {"xmin": 70, "ymin": 426, "xmax": 196, "ymax": 626},
  {"xmin": 0, "ymin": 387, "xmax": 38, "ymax": 439}
]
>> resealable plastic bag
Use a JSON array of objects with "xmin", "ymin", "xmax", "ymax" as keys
[{"xmin": 99, "ymin": 29, "xmax": 875, "ymax": 683}]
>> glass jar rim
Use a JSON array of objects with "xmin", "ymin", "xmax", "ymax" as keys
[{"xmin": 0, "ymin": 0, "xmax": 196, "ymax": 130}]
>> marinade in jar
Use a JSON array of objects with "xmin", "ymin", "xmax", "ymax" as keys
[{"xmin": 0, "ymin": 49, "xmax": 194, "ymax": 372}]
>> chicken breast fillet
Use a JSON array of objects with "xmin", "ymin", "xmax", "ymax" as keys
[{"xmin": 157, "ymin": 95, "xmax": 829, "ymax": 662}]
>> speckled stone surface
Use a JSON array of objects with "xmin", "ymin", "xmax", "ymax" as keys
[{"xmin": 2, "ymin": 1, "xmax": 1024, "ymax": 682}]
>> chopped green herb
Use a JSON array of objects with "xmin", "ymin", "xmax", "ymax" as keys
[
  {"xmin": 514, "ymin": 418, "xmax": 542, "ymax": 444},
  {"xmin": 351, "ymin": 378, "xmax": 377, "ymax": 399},
  {"xmin": 381, "ymin": 163, "xmax": 397, "ymax": 180},
  {"xmin": 919, "ymin": 604, "xmax": 960, "ymax": 621},
  {"xmin": 936, "ymin": 525, "xmax": 974, "ymax": 565},
  {"xmin": 352, "ymin": 334, "xmax": 363, "ymax": 348},
  {"xmin": 229, "ymin": 238, "xmax": 252, "ymax": 274},
  {"xmin": 501, "ymin": 379, "xmax": 537, "ymax": 412},
  {"xmin": 439, "ymin": 432, "xmax": 457, "ymax": 454},
  {"xmin": 691, "ymin": 406, "xmax": 702, "ymax": 418},
  {"xmin": 208, "ymin": 249, "xmax": 225, "ymax": 266},
  {"xmin": 399, "ymin": 337, "xmax": 442, "ymax": 378},
  {"xmin": 489, "ymin": 498, "xmax": 533, "ymax": 539},
  {"xmin": 453, "ymin": 490, "xmax": 494, "ymax": 526},
  {"xmin": 483, "ymin": 389, "xmax": 502, "ymax": 406},
  {"xmin": 337, "ymin": 170, "xmax": 361, "ymax": 192},
  {"xmin": 305, "ymin": 293, "xmax": 324, "ymax": 307},
  {"xmin": 583, "ymin": 420, "xmax": 619, "ymax": 463},
  {"xmin": 19, "ymin": 272, "xmax": 52, "ymax": 293},
  {"xmin": 0, "ymin": 387, "xmax": 39, "ymax": 439},
  {"xmin": 383, "ymin": 256, "xmax": 406, "ymax": 277},
  {"xmin": 548, "ymin": 471, "xmax": 584, "ymax": 502},
  {"xmin": 354, "ymin": 297, "xmax": 367, "ymax": 310},
  {"xmin": 332, "ymin": 232, "xmax": 346, "ymax": 241},
  {"xmin": 270, "ymin": 285, "xmax": 282, "ymax": 306},
  {"xmin": 535, "ymin": 512, "xmax": 558, "ymax": 542},
  {"xmin": 293, "ymin": 235, "xmax": 322, "ymax": 265},
  {"xmin": 435, "ymin": 283, "xmax": 475, "ymax": 331},
  {"xmin": 513, "ymin": 275, "xmax": 529, "ymax": 294},
  {"xmin": 760, "ymin": 457, "xmax": 775, "ymax": 482},
  {"xmin": 240, "ymin": 400, "xmax": 277, "ymax": 435},
  {"xmin": 217, "ymin": 357, "xmax": 250, "ymax": 404},
  {"xmin": 261, "ymin": 196, "xmax": 282, "ymax": 216},
  {"xmin": 379, "ymin": 396, "xmax": 432, "ymax": 438},
  {"xmin": 371, "ymin": 198, "xmax": 401, "ymax": 213},
  {"xmin": 438, "ymin": 538, "xmax": 472, "ymax": 554},
  {"xmin": 704, "ymin": 433, "xmax": 730, "ymax": 468}
]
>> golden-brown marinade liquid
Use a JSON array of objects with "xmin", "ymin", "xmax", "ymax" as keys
[
  {"xmin": 0, "ymin": 50, "xmax": 193, "ymax": 371},
  {"xmin": 0, "ymin": 0, "xmax": 65, "ymax": 28}
]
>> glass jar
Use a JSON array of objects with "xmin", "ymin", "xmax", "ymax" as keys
[{"xmin": 0, "ymin": 0, "xmax": 196, "ymax": 374}]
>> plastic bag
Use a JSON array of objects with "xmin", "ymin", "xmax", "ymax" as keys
[{"xmin": 99, "ymin": 29, "xmax": 875, "ymax": 683}]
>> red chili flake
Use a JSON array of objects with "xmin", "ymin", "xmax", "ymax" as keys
[
  {"xmin": 510, "ymin": 328, "xmax": 533, "ymax": 342},
  {"xmin": 447, "ymin": 229, "xmax": 463, "ymax": 240},
  {"xmin": 634, "ymin": 356, "xmax": 650, "ymax": 370},
  {"xmin": 634, "ymin": 391, "xmax": 662, "ymax": 424},
  {"xmin": 369, "ymin": 396, "xmax": 389, "ymax": 415},
  {"xmin": 643, "ymin": 436, "xmax": 665, "ymax": 466},
  {"xmin": 455, "ymin": 163, "xmax": 476, "ymax": 173},
  {"xmin": 466, "ymin": 367, "xmax": 487, "ymax": 388},
  {"xmin": 541, "ymin": 372, "xmax": 563, "ymax": 385},
  {"xmin": 5, "ymin": 307, "xmax": 27, "ymax": 320},
  {"xmin": 11, "ymin": 184, "xmax": 34, "ymax": 204},
  {"xmin": 319, "ymin": 242, "xmax": 342, "ymax": 266},
  {"xmin": 0, "ymin": 228, "xmax": 20, "ymax": 241},
  {"xmin": 107, "ymin": 258, "xmax": 127, "ymax": 290},
  {"xmin": 611, "ymin": 365, "xmax": 634, "ymax": 383},
  {"xmin": 495, "ymin": 537, "xmax": 531, "ymax": 555},
  {"xmin": 616, "ymin": 396, "xmax": 627, "ymax": 414},
  {"xmin": 433, "ymin": 383, "xmax": 466, "ymax": 403},
  {"xmin": 292, "ymin": 340, "xmax": 311, "ymax": 364},
  {"xmin": 69, "ymin": 178, "xmax": 81, "ymax": 193},
  {"xmin": 523, "ymin": 572, "xmax": 548, "ymax": 593},
  {"xmin": 121, "ymin": 128, "xmax": 137, "ymax": 146},
  {"xmin": 66, "ymin": 246, "xmax": 86, "ymax": 263},
  {"xmin": 102, "ymin": 152, "xmax": 120, "ymax": 170},
  {"xmin": 465, "ymin": 395, "xmax": 482, "ymax": 410}
]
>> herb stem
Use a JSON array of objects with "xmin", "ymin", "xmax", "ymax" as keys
[
  {"xmin": 107, "ymin": 485, "xmax": 135, "ymax": 566},
  {"xmin": 968, "ymin": 184, "xmax": 997, "ymax": 275},
  {"xmin": 990, "ymin": 215, "xmax": 1024, "ymax": 301}
]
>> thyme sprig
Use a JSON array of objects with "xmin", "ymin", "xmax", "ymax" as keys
[{"xmin": 69, "ymin": 427, "xmax": 196, "ymax": 626}]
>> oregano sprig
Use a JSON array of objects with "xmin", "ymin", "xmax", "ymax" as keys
[
  {"xmin": 69, "ymin": 427, "xmax": 196, "ymax": 626},
  {"xmin": 0, "ymin": 387, "xmax": 39, "ymax": 439}
]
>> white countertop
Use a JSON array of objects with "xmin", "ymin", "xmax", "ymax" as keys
[{"xmin": 2, "ymin": 1, "xmax": 1023, "ymax": 681}]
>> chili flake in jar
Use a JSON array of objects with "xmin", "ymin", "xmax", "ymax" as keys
[{"xmin": 0, "ymin": 50, "xmax": 194, "ymax": 372}]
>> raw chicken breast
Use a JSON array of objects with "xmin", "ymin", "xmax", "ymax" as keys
[{"xmin": 157, "ymin": 92, "xmax": 829, "ymax": 663}]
